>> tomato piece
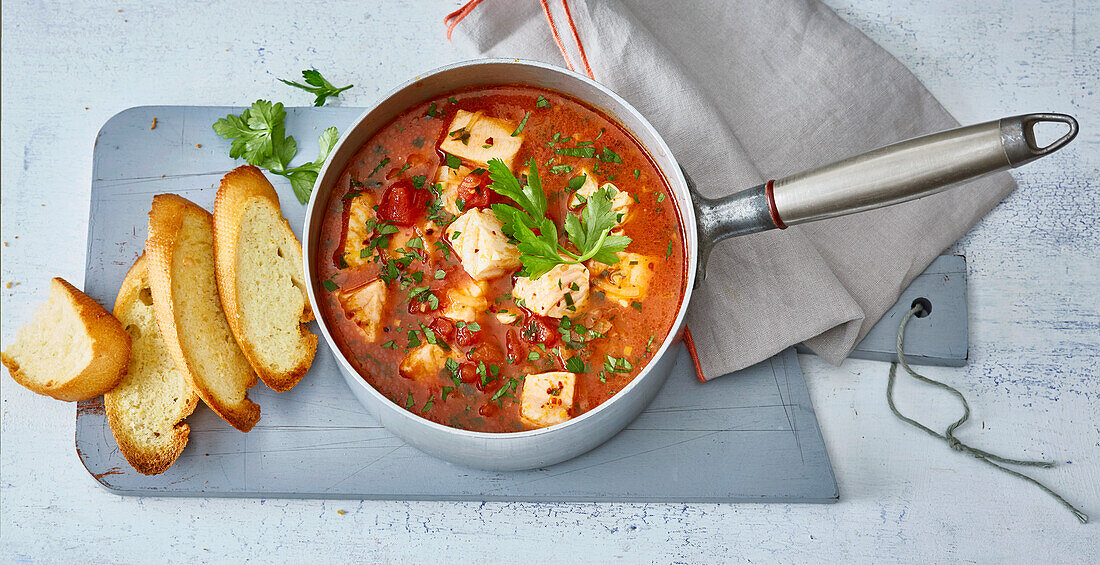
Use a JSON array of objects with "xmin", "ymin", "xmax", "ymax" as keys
[
  {"xmin": 466, "ymin": 342, "xmax": 504, "ymax": 364},
  {"xmin": 378, "ymin": 179, "xmax": 425, "ymax": 226},
  {"xmin": 458, "ymin": 362, "xmax": 479, "ymax": 384},
  {"xmin": 428, "ymin": 317, "xmax": 455, "ymax": 342},
  {"xmin": 478, "ymin": 401, "xmax": 499, "ymax": 417},
  {"xmin": 455, "ymin": 324, "xmax": 481, "ymax": 347},
  {"xmin": 520, "ymin": 315, "xmax": 558, "ymax": 346},
  {"xmin": 505, "ymin": 329, "xmax": 526, "ymax": 364},
  {"xmin": 456, "ymin": 170, "xmax": 494, "ymax": 209}
]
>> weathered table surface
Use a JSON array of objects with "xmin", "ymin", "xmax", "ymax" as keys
[{"xmin": 1, "ymin": 1, "xmax": 1097, "ymax": 563}]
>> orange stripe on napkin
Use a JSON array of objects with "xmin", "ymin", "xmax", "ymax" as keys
[
  {"xmin": 682, "ymin": 327, "xmax": 707, "ymax": 383},
  {"xmin": 445, "ymin": 0, "xmax": 596, "ymax": 80}
]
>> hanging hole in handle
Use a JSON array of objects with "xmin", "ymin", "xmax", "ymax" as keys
[
  {"xmin": 910, "ymin": 297, "xmax": 932, "ymax": 318},
  {"xmin": 1022, "ymin": 113, "xmax": 1078, "ymax": 156}
]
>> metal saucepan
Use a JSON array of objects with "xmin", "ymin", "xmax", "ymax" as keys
[{"xmin": 303, "ymin": 59, "xmax": 1077, "ymax": 470}]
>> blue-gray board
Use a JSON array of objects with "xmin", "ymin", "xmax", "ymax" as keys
[{"xmin": 73, "ymin": 106, "xmax": 961, "ymax": 502}]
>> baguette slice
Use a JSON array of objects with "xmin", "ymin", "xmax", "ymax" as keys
[
  {"xmin": 146, "ymin": 194, "xmax": 260, "ymax": 432},
  {"xmin": 2, "ymin": 278, "xmax": 130, "ymax": 401},
  {"xmin": 104, "ymin": 253, "xmax": 200, "ymax": 474},
  {"xmin": 214, "ymin": 165, "xmax": 317, "ymax": 392}
]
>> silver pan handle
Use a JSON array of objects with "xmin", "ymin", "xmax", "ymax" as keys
[{"xmin": 691, "ymin": 113, "xmax": 1078, "ymax": 285}]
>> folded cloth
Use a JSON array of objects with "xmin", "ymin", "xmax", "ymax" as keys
[{"xmin": 450, "ymin": 0, "xmax": 1016, "ymax": 380}]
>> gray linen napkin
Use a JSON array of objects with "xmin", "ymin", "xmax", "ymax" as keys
[{"xmin": 450, "ymin": 0, "xmax": 1016, "ymax": 380}]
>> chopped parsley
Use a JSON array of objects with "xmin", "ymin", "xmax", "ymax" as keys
[
  {"xmin": 605, "ymin": 354, "xmax": 633, "ymax": 374},
  {"xmin": 511, "ymin": 112, "xmax": 531, "ymax": 136},
  {"xmin": 598, "ymin": 147, "xmax": 623, "ymax": 163},
  {"xmin": 555, "ymin": 146, "xmax": 596, "ymax": 159},
  {"xmin": 369, "ymin": 157, "xmax": 390, "ymax": 177}
]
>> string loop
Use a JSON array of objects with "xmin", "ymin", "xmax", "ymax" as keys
[{"xmin": 889, "ymin": 304, "xmax": 1087, "ymax": 523}]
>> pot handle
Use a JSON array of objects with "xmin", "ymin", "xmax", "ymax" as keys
[{"xmin": 690, "ymin": 113, "xmax": 1078, "ymax": 287}]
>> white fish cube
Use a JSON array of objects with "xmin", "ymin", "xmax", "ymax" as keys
[
  {"xmin": 588, "ymin": 252, "xmax": 654, "ymax": 306},
  {"xmin": 342, "ymin": 192, "xmax": 378, "ymax": 268},
  {"xmin": 571, "ymin": 179, "xmax": 633, "ymax": 227},
  {"xmin": 337, "ymin": 279, "xmax": 388, "ymax": 342},
  {"xmin": 438, "ymin": 110, "xmax": 524, "ymax": 170},
  {"xmin": 434, "ymin": 165, "xmax": 471, "ymax": 216},
  {"xmin": 512, "ymin": 263, "xmax": 590, "ymax": 318},
  {"xmin": 520, "ymin": 371, "xmax": 577, "ymax": 428},
  {"xmin": 446, "ymin": 209, "xmax": 522, "ymax": 281},
  {"xmin": 442, "ymin": 280, "xmax": 488, "ymax": 323},
  {"xmin": 399, "ymin": 344, "xmax": 455, "ymax": 381}
]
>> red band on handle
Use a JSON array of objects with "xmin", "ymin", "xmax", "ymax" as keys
[{"xmin": 765, "ymin": 179, "xmax": 787, "ymax": 229}]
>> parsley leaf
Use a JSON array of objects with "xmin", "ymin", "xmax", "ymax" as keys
[
  {"xmin": 212, "ymin": 100, "xmax": 340, "ymax": 203},
  {"xmin": 278, "ymin": 69, "xmax": 353, "ymax": 107},
  {"xmin": 213, "ymin": 100, "xmax": 294, "ymax": 169},
  {"xmin": 268, "ymin": 126, "xmax": 340, "ymax": 203},
  {"xmin": 486, "ymin": 159, "xmax": 631, "ymax": 279}
]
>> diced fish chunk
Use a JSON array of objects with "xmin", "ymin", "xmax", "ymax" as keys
[
  {"xmin": 442, "ymin": 279, "xmax": 488, "ymax": 323},
  {"xmin": 434, "ymin": 165, "xmax": 471, "ymax": 216},
  {"xmin": 446, "ymin": 209, "xmax": 522, "ymax": 281},
  {"xmin": 438, "ymin": 110, "xmax": 523, "ymax": 170},
  {"xmin": 520, "ymin": 371, "xmax": 577, "ymax": 428},
  {"xmin": 512, "ymin": 263, "xmax": 590, "ymax": 318},
  {"xmin": 337, "ymin": 279, "xmax": 388, "ymax": 342},
  {"xmin": 400, "ymin": 343, "xmax": 454, "ymax": 381},
  {"xmin": 571, "ymin": 178, "xmax": 633, "ymax": 228},
  {"xmin": 342, "ymin": 192, "xmax": 378, "ymax": 268},
  {"xmin": 588, "ymin": 252, "xmax": 654, "ymax": 306}
]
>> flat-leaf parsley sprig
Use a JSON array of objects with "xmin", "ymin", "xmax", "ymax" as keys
[
  {"xmin": 486, "ymin": 158, "xmax": 630, "ymax": 279},
  {"xmin": 212, "ymin": 69, "xmax": 352, "ymax": 204},
  {"xmin": 278, "ymin": 69, "xmax": 353, "ymax": 107}
]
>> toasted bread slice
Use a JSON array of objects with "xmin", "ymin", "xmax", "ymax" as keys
[
  {"xmin": 2, "ymin": 278, "xmax": 130, "ymax": 401},
  {"xmin": 213, "ymin": 166, "xmax": 317, "ymax": 392},
  {"xmin": 146, "ymin": 194, "xmax": 260, "ymax": 432},
  {"xmin": 104, "ymin": 253, "xmax": 200, "ymax": 474}
]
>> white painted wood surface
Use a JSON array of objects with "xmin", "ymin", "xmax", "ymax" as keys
[{"xmin": 1, "ymin": 0, "xmax": 1096, "ymax": 562}]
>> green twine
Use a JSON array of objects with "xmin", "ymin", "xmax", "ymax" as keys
[{"xmin": 888, "ymin": 304, "xmax": 1088, "ymax": 524}]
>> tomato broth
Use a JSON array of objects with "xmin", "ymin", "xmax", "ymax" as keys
[{"xmin": 317, "ymin": 85, "xmax": 686, "ymax": 433}]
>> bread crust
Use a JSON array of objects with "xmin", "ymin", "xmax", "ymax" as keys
[
  {"xmin": 1, "ymin": 278, "xmax": 130, "ymax": 402},
  {"xmin": 146, "ymin": 193, "xmax": 260, "ymax": 432},
  {"xmin": 213, "ymin": 165, "xmax": 317, "ymax": 392},
  {"xmin": 104, "ymin": 253, "xmax": 199, "ymax": 475}
]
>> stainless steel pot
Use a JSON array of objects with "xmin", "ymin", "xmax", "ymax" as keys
[{"xmin": 303, "ymin": 59, "xmax": 1077, "ymax": 470}]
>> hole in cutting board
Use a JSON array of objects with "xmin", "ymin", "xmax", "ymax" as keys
[{"xmin": 911, "ymin": 297, "xmax": 932, "ymax": 318}]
